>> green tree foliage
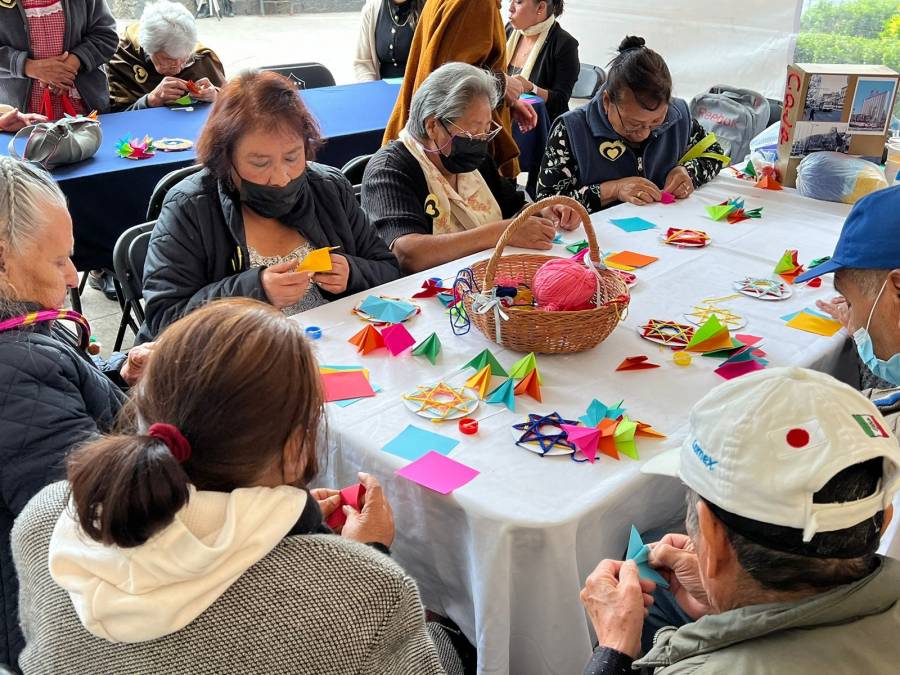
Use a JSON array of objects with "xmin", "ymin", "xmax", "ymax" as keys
[
  {"xmin": 795, "ymin": 33, "xmax": 900, "ymax": 73},
  {"xmin": 801, "ymin": 0, "xmax": 899, "ymax": 39}
]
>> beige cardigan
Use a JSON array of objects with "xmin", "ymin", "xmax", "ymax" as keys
[{"xmin": 353, "ymin": 0, "xmax": 383, "ymax": 81}]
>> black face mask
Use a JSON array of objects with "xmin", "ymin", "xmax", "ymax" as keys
[
  {"xmin": 436, "ymin": 121, "xmax": 490, "ymax": 174},
  {"xmin": 238, "ymin": 171, "xmax": 308, "ymax": 220}
]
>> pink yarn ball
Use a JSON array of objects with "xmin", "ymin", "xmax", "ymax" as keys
[{"xmin": 532, "ymin": 258, "xmax": 596, "ymax": 312}]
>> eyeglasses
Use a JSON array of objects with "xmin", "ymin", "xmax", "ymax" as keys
[
  {"xmin": 153, "ymin": 53, "xmax": 196, "ymax": 70},
  {"xmin": 441, "ymin": 119, "xmax": 503, "ymax": 143},
  {"xmin": 612, "ymin": 100, "xmax": 666, "ymax": 135}
]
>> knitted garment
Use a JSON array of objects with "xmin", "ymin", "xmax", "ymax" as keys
[{"xmin": 13, "ymin": 482, "xmax": 453, "ymax": 675}]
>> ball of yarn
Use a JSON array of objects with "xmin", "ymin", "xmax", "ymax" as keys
[{"xmin": 532, "ymin": 258, "xmax": 596, "ymax": 312}]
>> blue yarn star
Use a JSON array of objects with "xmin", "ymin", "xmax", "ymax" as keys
[{"xmin": 513, "ymin": 412, "xmax": 578, "ymax": 455}]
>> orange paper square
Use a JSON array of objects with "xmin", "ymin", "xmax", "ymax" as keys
[{"xmin": 605, "ymin": 251, "xmax": 658, "ymax": 268}]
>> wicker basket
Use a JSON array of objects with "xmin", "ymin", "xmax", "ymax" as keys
[{"xmin": 462, "ymin": 196, "xmax": 629, "ymax": 354}]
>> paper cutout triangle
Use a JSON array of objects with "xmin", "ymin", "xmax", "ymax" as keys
[
  {"xmin": 685, "ymin": 315, "xmax": 733, "ymax": 353},
  {"xmin": 411, "ymin": 332, "xmax": 441, "ymax": 365},
  {"xmin": 706, "ymin": 204, "xmax": 736, "ymax": 221},
  {"xmin": 756, "ymin": 174, "xmax": 782, "ymax": 190},
  {"xmin": 513, "ymin": 369, "xmax": 542, "ymax": 402},
  {"xmin": 464, "ymin": 349, "xmax": 507, "ymax": 377},
  {"xmin": 348, "ymin": 324, "xmax": 385, "ymax": 355},
  {"xmin": 485, "ymin": 378, "xmax": 516, "ymax": 411},
  {"xmin": 561, "ymin": 424, "xmax": 601, "ymax": 463},
  {"xmin": 508, "ymin": 352, "xmax": 542, "ymax": 383},
  {"xmin": 616, "ymin": 355, "xmax": 660, "ymax": 371},
  {"xmin": 626, "ymin": 525, "xmax": 670, "ymax": 587},
  {"xmin": 465, "ymin": 365, "xmax": 493, "ymax": 399},
  {"xmin": 742, "ymin": 160, "xmax": 757, "ymax": 178},
  {"xmin": 296, "ymin": 246, "xmax": 338, "ymax": 272},
  {"xmin": 381, "ymin": 323, "xmax": 416, "ymax": 356},
  {"xmin": 636, "ymin": 421, "xmax": 666, "ymax": 438}
]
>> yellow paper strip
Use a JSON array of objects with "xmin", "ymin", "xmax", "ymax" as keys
[{"xmin": 785, "ymin": 313, "xmax": 843, "ymax": 337}]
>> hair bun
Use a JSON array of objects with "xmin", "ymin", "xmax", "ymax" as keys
[{"xmin": 618, "ymin": 35, "xmax": 646, "ymax": 52}]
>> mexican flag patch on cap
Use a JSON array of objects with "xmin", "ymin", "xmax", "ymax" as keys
[{"xmin": 853, "ymin": 414, "xmax": 889, "ymax": 438}]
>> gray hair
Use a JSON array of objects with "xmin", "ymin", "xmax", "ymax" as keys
[
  {"xmin": 0, "ymin": 156, "xmax": 66, "ymax": 256},
  {"xmin": 407, "ymin": 62, "xmax": 500, "ymax": 140},
  {"xmin": 139, "ymin": 0, "xmax": 198, "ymax": 60}
]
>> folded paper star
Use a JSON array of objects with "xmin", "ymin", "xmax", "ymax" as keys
[
  {"xmin": 639, "ymin": 319, "xmax": 695, "ymax": 348},
  {"xmin": 513, "ymin": 412, "xmax": 578, "ymax": 455},
  {"xmin": 685, "ymin": 315, "xmax": 734, "ymax": 354},
  {"xmin": 616, "ymin": 355, "xmax": 660, "ymax": 371},
  {"xmin": 513, "ymin": 369, "xmax": 542, "ymax": 402},
  {"xmin": 734, "ymin": 277, "xmax": 791, "ymax": 300},
  {"xmin": 412, "ymin": 279, "xmax": 444, "ymax": 298},
  {"xmin": 742, "ymin": 160, "xmax": 757, "ymax": 178},
  {"xmin": 464, "ymin": 349, "xmax": 507, "ymax": 377},
  {"xmin": 403, "ymin": 382, "xmax": 475, "ymax": 419},
  {"xmin": 705, "ymin": 204, "xmax": 736, "ymax": 221},
  {"xmin": 411, "ymin": 332, "xmax": 441, "ymax": 364},
  {"xmin": 774, "ymin": 249, "xmax": 805, "ymax": 284},
  {"xmin": 296, "ymin": 246, "xmax": 339, "ymax": 273},
  {"xmin": 755, "ymin": 167, "xmax": 782, "ymax": 190},
  {"xmin": 325, "ymin": 483, "xmax": 366, "ymax": 530},
  {"xmin": 465, "ymin": 365, "xmax": 493, "ymax": 399},
  {"xmin": 485, "ymin": 378, "xmax": 516, "ymax": 411},
  {"xmin": 726, "ymin": 206, "xmax": 763, "ymax": 224},
  {"xmin": 356, "ymin": 295, "xmax": 417, "ymax": 324},
  {"xmin": 626, "ymin": 526, "xmax": 670, "ymax": 587},
  {"xmin": 580, "ymin": 399, "xmax": 626, "ymax": 427},
  {"xmin": 508, "ymin": 352, "xmax": 542, "ymax": 383},
  {"xmin": 381, "ymin": 323, "xmax": 416, "ymax": 355},
  {"xmin": 348, "ymin": 324, "xmax": 385, "ymax": 355},
  {"xmin": 560, "ymin": 424, "xmax": 602, "ymax": 463},
  {"xmin": 663, "ymin": 228, "xmax": 710, "ymax": 247},
  {"xmin": 116, "ymin": 135, "xmax": 155, "ymax": 160}
]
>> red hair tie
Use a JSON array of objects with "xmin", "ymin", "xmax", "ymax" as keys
[{"xmin": 147, "ymin": 423, "xmax": 192, "ymax": 463}]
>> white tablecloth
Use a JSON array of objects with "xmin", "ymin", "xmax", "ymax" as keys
[{"xmin": 296, "ymin": 174, "xmax": 852, "ymax": 675}]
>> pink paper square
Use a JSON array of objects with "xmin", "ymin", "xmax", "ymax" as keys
[
  {"xmin": 661, "ymin": 191, "xmax": 676, "ymax": 204},
  {"xmin": 395, "ymin": 451, "xmax": 479, "ymax": 494},
  {"xmin": 381, "ymin": 323, "xmax": 416, "ymax": 356},
  {"xmin": 714, "ymin": 359, "xmax": 765, "ymax": 381},
  {"xmin": 321, "ymin": 370, "xmax": 377, "ymax": 402}
]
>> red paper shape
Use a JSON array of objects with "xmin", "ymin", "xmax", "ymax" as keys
[
  {"xmin": 321, "ymin": 370, "xmax": 377, "ymax": 402},
  {"xmin": 412, "ymin": 279, "xmax": 444, "ymax": 298},
  {"xmin": 381, "ymin": 323, "xmax": 416, "ymax": 355},
  {"xmin": 348, "ymin": 324, "xmax": 385, "ymax": 354},
  {"xmin": 755, "ymin": 173, "xmax": 783, "ymax": 191},
  {"xmin": 513, "ymin": 369, "xmax": 542, "ymax": 402},
  {"xmin": 616, "ymin": 355, "xmax": 661, "ymax": 371},
  {"xmin": 807, "ymin": 277, "xmax": 822, "ymax": 288},
  {"xmin": 661, "ymin": 191, "xmax": 676, "ymax": 204},
  {"xmin": 325, "ymin": 483, "xmax": 367, "ymax": 530}
]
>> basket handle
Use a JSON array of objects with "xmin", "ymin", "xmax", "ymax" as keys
[{"xmin": 484, "ymin": 196, "xmax": 598, "ymax": 289}]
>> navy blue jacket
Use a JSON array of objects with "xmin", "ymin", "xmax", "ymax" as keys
[{"xmin": 0, "ymin": 312, "xmax": 123, "ymax": 668}]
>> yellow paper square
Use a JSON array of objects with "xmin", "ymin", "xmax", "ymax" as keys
[
  {"xmin": 785, "ymin": 313, "xmax": 843, "ymax": 337},
  {"xmin": 297, "ymin": 246, "xmax": 338, "ymax": 273}
]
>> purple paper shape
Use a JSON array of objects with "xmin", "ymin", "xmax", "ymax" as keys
[{"xmin": 395, "ymin": 450, "xmax": 479, "ymax": 494}]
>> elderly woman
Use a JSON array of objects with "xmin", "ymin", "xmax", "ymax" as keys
[
  {"xmin": 354, "ymin": 0, "xmax": 425, "ymax": 81},
  {"xmin": 363, "ymin": 62, "xmax": 579, "ymax": 274},
  {"xmin": 108, "ymin": 0, "xmax": 225, "ymax": 111},
  {"xmin": 0, "ymin": 0, "xmax": 117, "ymax": 119},
  {"xmin": 383, "ymin": 0, "xmax": 538, "ymax": 179},
  {"xmin": 537, "ymin": 36, "xmax": 727, "ymax": 212},
  {"xmin": 13, "ymin": 299, "xmax": 464, "ymax": 674},
  {"xmin": 506, "ymin": 0, "xmax": 579, "ymax": 122},
  {"xmin": 139, "ymin": 70, "xmax": 400, "ymax": 342},
  {"xmin": 0, "ymin": 157, "xmax": 151, "ymax": 667}
]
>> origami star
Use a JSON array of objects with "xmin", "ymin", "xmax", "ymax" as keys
[
  {"xmin": 639, "ymin": 319, "xmax": 695, "ymax": 347},
  {"xmin": 513, "ymin": 412, "xmax": 578, "ymax": 456},
  {"xmin": 403, "ymin": 383, "xmax": 475, "ymax": 419},
  {"xmin": 663, "ymin": 228, "xmax": 710, "ymax": 247}
]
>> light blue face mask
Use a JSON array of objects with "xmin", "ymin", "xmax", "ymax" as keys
[{"xmin": 852, "ymin": 277, "xmax": 900, "ymax": 386}]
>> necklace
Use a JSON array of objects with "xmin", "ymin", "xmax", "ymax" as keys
[{"xmin": 386, "ymin": 0, "xmax": 413, "ymax": 28}]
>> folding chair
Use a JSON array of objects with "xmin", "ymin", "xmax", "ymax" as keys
[
  {"xmin": 146, "ymin": 164, "xmax": 204, "ymax": 221},
  {"xmin": 261, "ymin": 62, "xmax": 336, "ymax": 90},
  {"xmin": 111, "ymin": 222, "xmax": 155, "ymax": 351},
  {"xmin": 340, "ymin": 154, "xmax": 373, "ymax": 202}
]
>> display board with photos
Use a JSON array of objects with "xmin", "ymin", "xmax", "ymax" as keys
[{"xmin": 776, "ymin": 63, "xmax": 899, "ymax": 187}]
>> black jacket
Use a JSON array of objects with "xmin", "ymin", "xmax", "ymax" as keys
[
  {"xmin": 0, "ymin": 312, "xmax": 124, "ymax": 668},
  {"xmin": 139, "ymin": 165, "xmax": 401, "ymax": 342},
  {"xmin": 505, "ymin": 22, "xmax": 580, "ymax": 122},
  {"xmin": 361, "ymin": 140, "xmax": 526, "ymax": 253}
]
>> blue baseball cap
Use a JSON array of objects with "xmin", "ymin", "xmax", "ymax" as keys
[{"xmin": 795, "ymin": 185, "xmax": 900, "ymax": 283}]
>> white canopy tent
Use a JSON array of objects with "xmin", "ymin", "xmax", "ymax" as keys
[{"xmin": 561, "ymin": 0, "xmax": 803, "ymax": 102}]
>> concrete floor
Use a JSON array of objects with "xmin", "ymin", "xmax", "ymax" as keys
[{"xmin": 86, "ymin": 14, "xmax": 362, "ymax": 354}]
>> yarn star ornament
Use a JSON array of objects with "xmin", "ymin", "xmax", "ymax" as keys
[
  {"xmin": 403, "ymin": 383, "xmax": 475, "ymax": 419},
  {"xmin": 639, "ymin": 319, "xmax": 695, "ymax": 347},
  {"xmin": 513, "ymin": 413, "xmax": 578, "ymax": 455}
]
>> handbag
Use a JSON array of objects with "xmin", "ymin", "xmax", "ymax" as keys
[{"xmin": 7, "ymin": 108, "xmax": 102, "ymax": 170}]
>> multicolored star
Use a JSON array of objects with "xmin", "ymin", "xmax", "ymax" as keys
[
  {"xmin": 734, "ymin": 277, "xmax": 790, "ymax": 300},
  {"xmin": 513, "ymin": 412, "xmax": 578, "ymax": 455},
  {"xmin": 403, "ymin": 382, "xmax": 475, "ymax": 419},
  {"xmin": 639, "ymin": 319, "xmax": 695, "ymax": 347},
  {"xmin": 685, "ymin": 303, "xmax": 745, "ymax": 330}
]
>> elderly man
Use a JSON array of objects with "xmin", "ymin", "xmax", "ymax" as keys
[
  {"xmin": 581, "ymin": 368, "xmax": 900, "ymax": 674},
  {"xmin": 108, "ymin": 0, "xmax": 225, "ymax": 111}
]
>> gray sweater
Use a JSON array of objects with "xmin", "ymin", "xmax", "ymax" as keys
[
  {"xmin": 12, "ymin": 481, "xmax": 452, "ymax": 675},
  {"xmin": 0, "ymin": 0, "xmax": 117, "ymax": 114}
]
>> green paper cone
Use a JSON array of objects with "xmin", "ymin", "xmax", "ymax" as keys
[
  {"xmin": 508, "ymin": 352, "xmax": 543, "ymax": 383},
  {"xmin": 463, "ymin": 349, "xmax": 507, "ymax": 377},
  {"xmin": 411, "ymin": 332, "xmax": 442, "ymax": 365}
]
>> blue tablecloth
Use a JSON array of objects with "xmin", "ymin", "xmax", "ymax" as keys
[
  {"xmin": 1, "ymin": 80, "xmax": 401, "ymax": 270},
  {"xmin": 512, "ymin": 94, "xmax": 550, "ymax": 196}
]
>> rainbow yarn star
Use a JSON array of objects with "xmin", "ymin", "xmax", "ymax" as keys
[{"xmin": 403, "ymin": 382, "xmax": 475, "ymax": 419}]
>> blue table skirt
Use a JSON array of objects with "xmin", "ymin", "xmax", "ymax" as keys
[{"xmin": 1, "ymin": 80, "xmax": 400, "ymax": 270}]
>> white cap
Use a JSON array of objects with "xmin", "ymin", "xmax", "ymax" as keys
[{"xmin": 642, "ymin": 367, "xmax": 900, "ymax": 542}]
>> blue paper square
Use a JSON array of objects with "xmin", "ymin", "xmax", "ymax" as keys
[
  {"xmin": 382, "ymin": 424, "xmax": 460, "ymax": 461},
  {"xmin": 610, "ymin": 217, "xmax": 657, "ymax": 233},
  {"xmin": 781, "ymin": 308, "xmax": 830, "ymax": 322}
]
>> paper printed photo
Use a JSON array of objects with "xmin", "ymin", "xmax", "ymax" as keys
[
  {"xmin": 801, "ymin": 74, "xmax": 848, "ymax": 122},
  {"xmin": 790, "ymin": 122, "xmax": 851, "ymax": 158},
  {"xmin": 849, "ymin": 77, "xmax": 897, "ymax": 135}
]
